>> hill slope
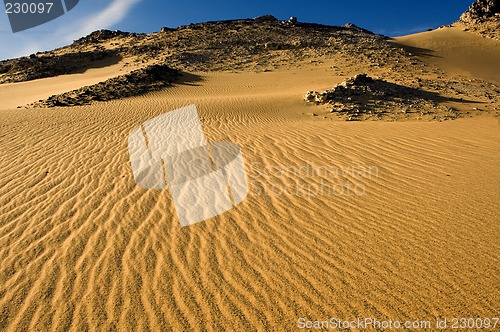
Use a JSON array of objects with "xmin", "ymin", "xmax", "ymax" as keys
[{"xmin": 0, "ymin": 15, "xmax": 498, "ymax": 121}]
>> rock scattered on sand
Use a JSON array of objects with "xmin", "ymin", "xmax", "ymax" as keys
[
  {"xmin": 305, "ymin": 74, "xmax": 467, "ymax": 121},
  {"xmin": 0, "ymin": 50, "xmax": 117, "ymax": 84},
  {"xmin": 31, "ymin": 64, "xmax": 179, "ymax": 107}
]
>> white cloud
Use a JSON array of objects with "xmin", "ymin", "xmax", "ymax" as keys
[
  {"xmin": 0, "ymin": 0, "xmax": 142, "ymax": 60},
  {"xmin": 69, "ymin": 0, "xmax": 142, "ymax": 40}
]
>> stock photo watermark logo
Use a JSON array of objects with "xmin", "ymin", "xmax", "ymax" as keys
[
  {"xmin": 249, "ymin": 162, "xmax": 380, "ymax": 198},
  {"xmin": 128, "ymin": 105, "xmax": 249, "ymax": 227},
  {"xmin": 4, "ymin": 0, "xmax": 79, "ymax": 32}
]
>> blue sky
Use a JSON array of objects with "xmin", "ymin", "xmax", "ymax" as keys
[{"xmin": 0, "ymin": 0, "xmax": 473, "ymax": 61}]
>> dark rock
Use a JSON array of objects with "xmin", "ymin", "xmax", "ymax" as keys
[
  {"xmin": 350, "ymin": 73, "xmax": 373, "ymax": 85},
  {"xmin": 254, "ymin": 15, "xmax": 278, "ymax": 23},
  {"xmin": 73, "ymin": 29, "xmax": 131, "ymax": 45},
  {"xmin": 343, "ymin": 23, "xmax": 374, "ymax": 34}
]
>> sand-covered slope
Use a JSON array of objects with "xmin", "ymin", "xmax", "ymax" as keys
[
  {"xmin": 0, "ymin": 18, "xmax": 412, "ymax": 110},
  {"xmin": 1, "ymin": 64, "xmax": 499, "ymax": 330},
  {"xmin": 0, "ymin": 61, "xmax": 135, "ymax": 110},
  {"xmin": 394, "ymin": 27, "xmax": 500, "ymax": 83}
]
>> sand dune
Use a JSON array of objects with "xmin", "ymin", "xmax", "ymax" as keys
[
  {"xmin": 393, "ymin": 27, "xmax": 500, "ymax": 83},
  {"xmin": 1, "ymin": 58, "xmax": 499, "ymax": 330}
]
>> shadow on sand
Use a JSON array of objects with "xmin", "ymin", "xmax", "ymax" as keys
[
  {"xmin": 388, "ymin": 39, "xmax": 441, "ymax": 58},
  {"xmin": 174, "ymin": 71, "xmax": 204, "ymax": 86}
]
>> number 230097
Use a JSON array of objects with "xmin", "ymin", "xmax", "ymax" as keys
[{"xmin": 5, "ymin": 2, "xmax": 54, "ymax": 14}]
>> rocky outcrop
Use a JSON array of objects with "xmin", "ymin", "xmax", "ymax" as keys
[
  {"xmin": 73, "ymin": 29, "xmax": 133, "ymax": 45},
  {"xmin": 342, "ymin": 23, "xmax": 374, "ymax": 35},
  {"xmin": 160, "ymin": 27, "xmax": 175, "ymax": 33},
  {"xmin": 305, "ymin": 74, "xmax": 469, "ymax": 121},
  {"xmin": 253, "ymin": 15, "xmax": 278, "ymax": 23},
  {"xmin": 460, "ymin": 0, "xmax": 498, "ymax": 23},
  {"xmin": 31, "ymin": 64, "xmax": 179, "ymax": 107},
  {"xmin": 2, "ymin": 16, "xmax": 423, "ymax": 109},
  {"xmin": 0, "ymin": 50, "xmax": 117, "ymax": 84},
  {"xmin": 458, "ymin": 0, "xmax": 499, "ymax": 39}
]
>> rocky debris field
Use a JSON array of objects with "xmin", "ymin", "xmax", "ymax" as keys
[
  {"xmin": 305, "ymin": 74, "xmax": 500, "ymax": 121},
  {"xmin": 30, "ymin": 64, "xmax": 178, "ymax": 108},
  {"xmin": 150, "ymin": 18, "xmax": 400, "ymax": 73}
]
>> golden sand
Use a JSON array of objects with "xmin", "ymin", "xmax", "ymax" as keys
[{"xmin": 0, "ymin": 28, "xmax": 499, "ymax": 331}]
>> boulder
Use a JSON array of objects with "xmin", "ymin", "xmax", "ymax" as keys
[
  {"xmin": 304, "ymin": 91, "xmax": 318, "ymax": 102},
  {"xmin": 351, "ymin": 73, "xmax": 373, "ymax": 85}
]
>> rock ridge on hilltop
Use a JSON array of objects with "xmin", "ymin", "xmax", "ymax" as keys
[{"xmin": 0, "ymin": 16, "xmax": 395, "ymax": 84}]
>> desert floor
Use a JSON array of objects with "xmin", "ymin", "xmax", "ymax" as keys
[{"xmin": 0, "ymin": 28, "xmax": 499, "ymax": 331}]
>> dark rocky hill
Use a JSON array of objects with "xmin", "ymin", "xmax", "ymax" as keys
[
  {"xmin": 0, "ymin": 16, "xmax": 408, "ymax": 84},
  {"xmin": 1, "ymin": 14, "xmax": 498, "ymax": 120}
]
